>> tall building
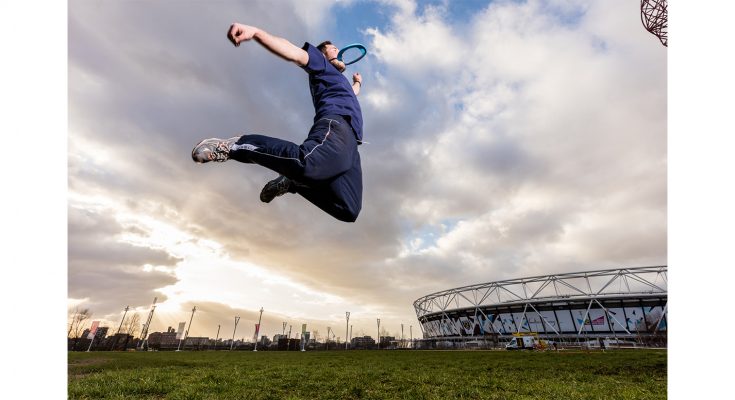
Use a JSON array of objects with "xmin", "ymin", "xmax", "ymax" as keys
[
  {"xmin": 350, "ymin": 336, "xmax": 375, "ymax": 349},
  {"xmin": 147, "ymin": 327, "xmax": 178, "ymax": 350},
  {"xmin": 81, "ymin": 326, "xmax": 109, "ymax": 340}
]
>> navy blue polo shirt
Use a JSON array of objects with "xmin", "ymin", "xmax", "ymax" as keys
[{"xmin": 301, "ymin": 42, "xmax": 364, "ymax": 143}]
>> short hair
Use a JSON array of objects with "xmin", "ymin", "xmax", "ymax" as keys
[{"xmin": 317, "ymin": 41, "xmax": 333, "ymax": 53}]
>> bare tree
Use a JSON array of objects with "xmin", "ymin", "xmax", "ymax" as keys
[
  {"xmin": 116, "ymin": 313, "xmax": 141, "ymax": 350},
  {"xmin": 122, "ymin": 313, "xmax": 142, "ymax": 337},
  {"xmin": 68, "ymin": 307, "xmax": 79, "ymax": 337},
  {"xmin": 68, "ymin": 307, "xmax": 92, "ymax": 338}
]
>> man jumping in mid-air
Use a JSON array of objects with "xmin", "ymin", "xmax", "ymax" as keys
[{"xmin": 192, "ymin": 23, "xmax": 364, "ymax": 222}]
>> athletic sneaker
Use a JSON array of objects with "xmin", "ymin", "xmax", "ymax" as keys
[
  {"xmin": 260, "ymin": 175, "xmax": 292, "ymax": 203},
  {"xmin": 191, "ymin": 137, "xmax": 238, "ymax": 163}
]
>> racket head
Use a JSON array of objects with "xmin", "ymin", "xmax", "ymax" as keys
[{"xmin": 336, "ymin": 43, "xmax": 367, "ymax": 65}]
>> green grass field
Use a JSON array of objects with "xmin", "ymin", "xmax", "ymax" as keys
[{"xmin": 68, "ymin": 349, "xmax": 666, "ymax": 399}]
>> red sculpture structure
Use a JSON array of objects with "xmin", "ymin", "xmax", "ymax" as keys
[{"xmin": 641, "ymin": 0, "xmax": 668, "ymax": 47}]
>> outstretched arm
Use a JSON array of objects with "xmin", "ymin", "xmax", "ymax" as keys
[
  {"xmin": 352, "ymin": 72, "xmax": 362, "ymax": 96},
  {"xmin": 227, "ymin": 23, "xmax": 308, "ymax": 67}
]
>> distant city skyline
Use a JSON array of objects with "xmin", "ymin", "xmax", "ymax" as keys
[{"xmin": 69, "ymin": 299, "xmax": 416, "ymax": 343}]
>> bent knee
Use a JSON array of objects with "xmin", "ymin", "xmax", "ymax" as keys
[{"xmin": 335, "ymin": 205, "xmax": 361, "ymax": 223}]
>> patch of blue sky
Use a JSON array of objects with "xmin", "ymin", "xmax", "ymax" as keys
[
  {"xmin": 418, "ymin": 0, "xmax": 493, "ymax": 23},
  {"xmin": 430, "ymin": 0, "xmax": 588, "ymax": 29},
  {"xmin": 538, "ymin": 0, "xmax": 588, "ymax": 27},
  {"xmin": 332, "ymin": 0, "xmax": 394, "ymax": 44},
  {"xmin": 331, "ymin": 0, "xmax": 496, "ymax": 41},
  {"xmin": 327, "ymin": 1, "xmax": 498, "ymax": 78},
  {"xmin": 400, "ymin": 218, "xmax": 461, "ymax": 253},
  {"xmin": 330, "ymin": 0, "xmax": 589, "ymax": 40}
]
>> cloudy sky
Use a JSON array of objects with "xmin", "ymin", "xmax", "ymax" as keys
[{"xmin": 66, "ymin": 0, "xmax": 667, "ymax": 341}]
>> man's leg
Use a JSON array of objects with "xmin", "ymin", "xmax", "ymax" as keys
[
  {"xmin": 192, "ymin": 134, "xmax": 305, "ymax": 203},
  {"xmin": 227, "ymin": 117, "xmax": 355, "ymax": 183},
  {"xmin": 239, "ymin": 120, "xmax": 363, "ymax": 221},
  {"xmin": 228, "ymin": 134, "xmax": 307, "ymax": 179},
  {"xmin": 191, "ymin": 116, "xmax": 362, "ymax": 221},
  {"xmin": 299, "ymin": 117, "xmax": 355, "ymax": 181},
  {"xmin": 292, "ymin": 150, "xmax": 363, "ymax": 222}
]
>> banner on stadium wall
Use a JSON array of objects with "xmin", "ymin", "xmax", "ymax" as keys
[
  {"xmin": 176, "ymin": 322, "xmax": 186, "ymax": 339},
  {"xmin": 459, "ymin": 316, "xmax": 473, "ymax": 335},
  {"xmin": 420, "ymin": 304, "xmax": 669, "ymax": 338},
  {"xmin": 577, "ymin": 315, "xmax": 605, "ymax": 326},
  {"xmin": 87, "ymin": 321, "xmax": 100, "ymax": 339}
]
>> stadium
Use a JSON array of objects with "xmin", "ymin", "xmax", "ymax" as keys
[{"xmin": 413, "ymin": 266, "xmax": 667, "ymax": 348}]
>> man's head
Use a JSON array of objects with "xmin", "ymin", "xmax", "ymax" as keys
[{"xmin": 317, "ymin": 40, "xmax": 346, "ymax": 72}]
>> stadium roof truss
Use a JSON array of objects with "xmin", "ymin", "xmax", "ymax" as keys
[{"xmin": 413, "ymin": 266, "xmax": 667, "ymax": 338}]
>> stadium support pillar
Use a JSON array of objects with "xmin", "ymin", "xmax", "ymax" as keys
[
  {"xmin": 577, "ymin": 300, "xmax": 595, "ymax": 336},
  {"xmin": 518, "ymin": 303, "xmax": 530, "ymax": 333},
  {"xmin": 652, "ymin": 302, "xmax": 668, "ymax": 334},
  {"xmin": 593, "ymin": 299, "xmax": 631, "ymax": 335},
  {"xmin": 528, "ymin": 303, "xmax": 560, "ymax": 336}
]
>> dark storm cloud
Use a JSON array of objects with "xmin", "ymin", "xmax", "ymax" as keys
[{"xmin": 68, "ymin": 206, "xmax": 180, "ymax": 314}]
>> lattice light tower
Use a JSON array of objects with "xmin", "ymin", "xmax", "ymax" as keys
[{"xmin": 641, "ymin": 0, "xmax": 668, "ymax": 47}]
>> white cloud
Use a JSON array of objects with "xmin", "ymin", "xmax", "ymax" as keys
[{"xmin": 366, "ymin": 9, "xmax": 466, "ymax": 75}]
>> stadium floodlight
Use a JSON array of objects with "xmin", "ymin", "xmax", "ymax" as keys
[
  {"xmin": 254, "ymin": 307, "xmax": 263, "ymax": 352},
  {"xmin": 177, "ymin": 306, "xmax": 196, "ymax": 351},
  {"xmin": 345, "ymin": 312, "xmax": 350, "ymax": 350},
  {"xmin": 231, "ymin": 316, "xmax": 240, "ymax": 351},
  {"xmin": 116, "ymin": 306, "xmax": 129, "ymax": 335},
  {"xmin": 138, "ymin": 297, "xmax": 157, "ymax": 350},
  {"xmin": 214, "ymin": 324, "xmax": 220, "ymax": 350},
  {"xmin": 376, "ymin": 319, "xmax": 380, "ymax": 350}
]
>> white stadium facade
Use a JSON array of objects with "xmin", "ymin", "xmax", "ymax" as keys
[{"xmin": 413, "ymin": 266, "xmax": 667, "ymax": 347}]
